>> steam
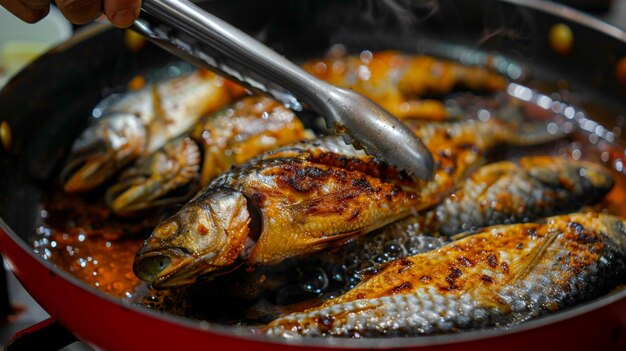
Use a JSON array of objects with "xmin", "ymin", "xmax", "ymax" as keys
[{"xmin": 332, "ymin": 0, "xmax": 439, "ymax": 33}]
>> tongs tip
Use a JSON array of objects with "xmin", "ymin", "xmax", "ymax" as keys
[{"xmin": 324, "ymin": 88, "xmax": 435, "ymax": 181}]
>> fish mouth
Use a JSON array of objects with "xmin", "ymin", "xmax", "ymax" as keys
[
  {"xmin": 61, "ymin": 149, "xmax": 116, "ymax": 193},
  {"xmin": 106, "ymin": 178, "xmax": 199, "ymax": 217},
  {"xmin": 133, "ymin": 247, "xmax": 241, "ymax": 289}
]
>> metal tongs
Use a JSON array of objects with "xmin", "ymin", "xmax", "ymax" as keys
[{"xmin": 132, "ymin": 0, "xmax": 434, "ymax": 180}]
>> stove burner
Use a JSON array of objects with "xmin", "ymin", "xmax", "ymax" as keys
[{"xmin": 6, "ymin": 319, "xmax": 76, "ymax": 351}]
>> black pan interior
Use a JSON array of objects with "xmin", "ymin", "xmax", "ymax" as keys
[{"xmin": 0, "ymin": 0, "xmax": 625, "ymax": 331}]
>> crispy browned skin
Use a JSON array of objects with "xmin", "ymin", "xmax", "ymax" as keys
[
  {"xmin": 302, "ymin": 51, "xmax": 507, "ymax": 120},
  {"xmin": 134, "ymin": 116, "xmax": 564, "ymax": 288},
  {"xmin": 266, "ymin": 212, "xmax": 626, "ymax": 337},
  {"xmin": 191, "ymin": 96, "xmax": 312, "ymax": 186},
  {"xmin": 279, "ymin": 155, "xmax": 615, "ymax": 297}
]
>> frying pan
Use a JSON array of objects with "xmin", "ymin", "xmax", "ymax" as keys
[{"xmin": 2, "ymin": 0, "xmax": 626, "ymax": 350}]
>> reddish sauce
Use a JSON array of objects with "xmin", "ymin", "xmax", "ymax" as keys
[
  {"xmin": 33, "ymin": 192, "xmax": 158, "ymax": 299},
  {"xmin": 37, "ymin": 228, "xmax": 142, "ymax": 298}
]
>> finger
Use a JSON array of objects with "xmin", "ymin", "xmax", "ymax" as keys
[
  {"xmin": 103, "ymin": 0, "xmax": 140, "ymax": 28},
  {"xmin": 0, "ymin": 0, "xmax": 50, "ymax": 23},
  {"xmin": 55, "ymin": 0, "xmax": 102, "ymax": 24}
]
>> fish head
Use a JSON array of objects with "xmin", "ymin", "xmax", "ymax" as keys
[
  {"xmin": 61, "ymin": 113, "xmax": 147, "ymax": 193},
  {"xmin": 133, "ymin": 187, "xmax": 256, "ymax": 288},
  {"xmin": 105, "ymin": 137, "xmax": 201, "ymax": 217},
  {"xmin": 520, "ymin": 156, "xmax": 614, "ymax": 202}
]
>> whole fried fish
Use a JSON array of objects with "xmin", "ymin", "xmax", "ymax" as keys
[
  {"xmin": 134, "ymin": 117, "xmax": 565, "ymax": 288},
  {"xmin": 302, "ymin": 51, "xmax": 507, "ymax": 120},
  {"xmin": 307, "ymin": 155, "xmax": 614, "ymax": 293},
  {"xmin": 207, "ymin": 155, "xmax": 613, "ymax": 304},
  {"xmin": 105, "ymin": 96, "xmax": 311, "ymax": 216},
  {"xmin": 265, "ymin": 212, "xmax": 626, "ymax": 337},
  {"xmin": 191, "ymin": 96, "xmax": 312, "ymax": 186},
  {"xmin": 61, "ymin": 70, "xmax": 232, "ymax": 193}
]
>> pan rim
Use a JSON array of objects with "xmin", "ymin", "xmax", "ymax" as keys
[{"xmin": 5, "ymin": 213, "xmax": 626, "ymax": 348}]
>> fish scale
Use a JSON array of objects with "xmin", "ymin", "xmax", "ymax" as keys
[
  {"xmin": 295, "ymin": 156, "xmax": 613, "ymax": 297},
  {"xmin": 436, "ymin": 156, "xmax": 614, "ymax": 235},
  {"xmin": 265, "ymin": 213, "xmax": 626, "ymax": 337},
  {"xmin": 134, "ymin": 117, "xmax": 568, "ymax": 288}
]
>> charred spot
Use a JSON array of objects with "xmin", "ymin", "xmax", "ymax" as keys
[
  {"xmin": 384, "ymin": 186, "xmax": 403, "ymax": 201},
  {"xmin": 568, "ymin": 221, "xmax": 600, "ymax": 244},
  {"xmin": 446, "ymin": 267, "xmax": 462, "ymax": 288},
  {"xmin": 486, "ymin": 253, "xmax": 498, "ymax": 268},
  {"xmin": 419, "ymin": 275, "xmax": 432, "ymax": 283},
  {"xmin": 439, "ymin": 286, "xmax": 459, "ymax": 293},
  {"xmin": 311, "ymin": 153, "xmax": 368, "ymax": 174},
  {"xmin": 307, "ymin": 152, "xmax": 416, "ymax": 187},
  {"xmin": 525, "ymin": 227, "xmax": 538, "ymax": 238},
  {"xmin": 352, "ymin": 177, "xmax": 374, "ymax": 192},
  {"xmin": 449, "ymin": 267, "xmax": 462, "ymax": 279},
  {"xmin": 481, "ymin": 275, "xmax": 494, "ymax": 284},
  {"xmin": 391, "ymin": 282, "xmax": 413, "ymax": 294},
  {"xmin": 300, "ymin": 188, "xmax": 364, "ymax": 216},
  {"xmin": 360, "ymin": 266, "xmax": 381, "ymax": 280},
  {"xmin": 277, "ymin": 164, "xmax": 346, "ymax": 193},
  {"xmin": 396, "ymin": 258, "xmax": 414, "ymax": 273},
  {"xmin": 458, "ymin": 256, "xmax": 473, "ymax": 267},
  {"xmin": 516, "ymin": 243, "xmax": 524, "ymax": 249},
  {"xmin": 500, "ymin": 262, "xmax": 510, "ymax": 274}
]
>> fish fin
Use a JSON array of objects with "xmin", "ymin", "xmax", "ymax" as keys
[
  {"xmin": 507, "ymin": 232, "xmax": 559, "ymax": 285},
  {"xmin": 151, "ymin": 85, "xmax": 167, "ymax": 123},
  {"xmin": 449, "ymin": 229, "xmax": 482, "ymax": 241},
  {"xmin": 311, "ymin": 229, "xmax": 367, "ymax": 246},
  {"xmin": 356, "ymin": 265, "xmax": 385, "ymax": 281}
]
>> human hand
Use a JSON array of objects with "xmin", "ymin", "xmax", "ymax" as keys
[{"xmin": 0, "ymin": 0, "xmax": 141, "ymax": 27}]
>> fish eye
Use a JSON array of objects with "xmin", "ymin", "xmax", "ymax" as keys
[{"xmin": 154, "ymin": 221, "xmax": 179, "ymax": 239}]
